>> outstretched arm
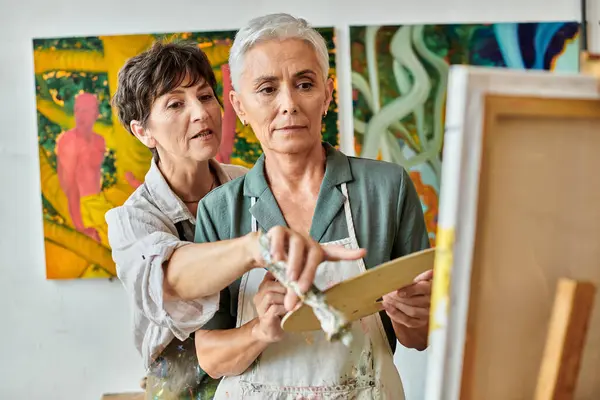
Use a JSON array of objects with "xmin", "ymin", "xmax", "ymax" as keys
[
  {"xmin": 164, "ymin": 232, "xmax": 260, "ymax": 301},
  {"xmin": 188, "ymin": 201, "xmax": 366, "ymax": 303}
]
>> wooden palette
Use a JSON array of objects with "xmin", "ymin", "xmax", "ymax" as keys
[{"xmin": 281, "ymin": 247, "xmax": 435, "ymax": 332}]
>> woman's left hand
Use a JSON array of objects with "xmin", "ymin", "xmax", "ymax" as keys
[{"xmin": 381, "ymin": 269, "xmax": 433, "ymax": 329}]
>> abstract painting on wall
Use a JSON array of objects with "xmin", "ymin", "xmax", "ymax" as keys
[
  {"xmin": 350, "ymin": 21, "xmax": 580, "ymax": 246},
  {"xmin": 33, "ymin": 28, "xmax": 339, "ymax": 279}
]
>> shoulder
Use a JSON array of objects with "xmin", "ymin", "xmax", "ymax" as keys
[
  {"xmin": 219, "ymin": 163, "xmax": 249, "ymax": 180},
  {"xmin": 105, "ymin": 184, "xmax": 173, "ymax": 243},
  {"xmin": 200, "ymin": 174, "xmax": 246, "ymax": 213},
  {"xmin": 112, "ymin": 181, "xmax": 165, "ymax": 216},
  {"xmin": 347, "ymin": 156, "xmax": 408, "ymax": 190},
  {"xmin": 195, "ymin": 175, "xmax": 247, "ymax": 240},
  {"xmin": 55, "ymin": 130, "xmax": 76, "ymax": 154},
  {"xmin": 58, "ymin": 129, "xmax": 76, "ymax": 142},
  {"xmin": 93, "ymin": 132, "xmax": 106, "ymax": 146}
]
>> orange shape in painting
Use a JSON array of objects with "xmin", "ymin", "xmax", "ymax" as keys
[{"xmin": 408, "ymin": 171, "xmax": 438, "ymax": 247}]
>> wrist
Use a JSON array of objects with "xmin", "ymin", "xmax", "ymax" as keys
[
  {"xmin": 391, "ymin": 319, "xmax": 429, "ymax": 350},
  {"xmin": 250, "ymin": 318, "xmax": 269, "ymax": 344},
  {"xmin": 243, "ymin": 231, "xmax": 262, "ymax": 272}
]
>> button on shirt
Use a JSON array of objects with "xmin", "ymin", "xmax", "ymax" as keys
[
  {"xmin": 194, "ymin": 142, "xmax": 430, "ymax": 352},
  {"xmin": 105, "ymin": 157, "xmax": 247, "ymax": 370}
]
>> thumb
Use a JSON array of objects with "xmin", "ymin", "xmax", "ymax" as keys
[
  {"xmin": 323, "ymin": 245, "xmax": 366, "ymax": 261},
  {"xmin": 413, "ymin": 269, "xmax": 433, "ymax": 282}
]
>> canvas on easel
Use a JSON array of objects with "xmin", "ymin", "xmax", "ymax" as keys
[{"xmin": 425, "ymin": 65, "xmax": 600, "ymax": 400}]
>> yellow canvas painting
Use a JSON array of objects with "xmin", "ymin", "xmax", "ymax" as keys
[{"xmin": 34, "ymin": 29, "xmax": 339, "ymax": 279}]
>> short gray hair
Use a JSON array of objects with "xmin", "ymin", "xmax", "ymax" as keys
[{"xmin": 228, "ymin": 13, "xmax": 330, "ymax": 90}]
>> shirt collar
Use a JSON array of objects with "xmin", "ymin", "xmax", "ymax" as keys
[
  {"xmin": 243, "ymin": 142, "xmax": 354, "ymax": 242},
  {"xmin": 242, "ymin": 142, "xmax": 353, "ymax": 198},
  {"xmin": 144, "ymin": 157, "xmax": 231, "ymax": 224}
]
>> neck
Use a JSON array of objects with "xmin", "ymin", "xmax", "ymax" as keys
[
  {"xmin": 157, "ymin": 155, "xmax": 214, "ymax": 203},
  {"xmin": 264, "ymin": 143, "xmax": 326, "ymax": 194}
]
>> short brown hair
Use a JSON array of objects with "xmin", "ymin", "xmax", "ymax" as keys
[{"xmin": 112, "ymin": 40, "xmax": 220, "ymax": 136}]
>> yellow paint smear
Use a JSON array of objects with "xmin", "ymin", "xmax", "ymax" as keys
[{"xmin": 429, "ymin": 226, "xmax": 455, "ymax": 331}]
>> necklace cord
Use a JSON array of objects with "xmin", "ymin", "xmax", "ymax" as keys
[{"xmin": 181, "ymin": 174, "xmax": 217, "ymax": 203}]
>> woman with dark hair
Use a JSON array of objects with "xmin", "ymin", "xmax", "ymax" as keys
[{"xmin": 105, "ymin": 41, "xmax": 364, "ymax": 398}]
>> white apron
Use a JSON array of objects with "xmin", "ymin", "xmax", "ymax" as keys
[{"xmin": 214, "ymin": 183, "xmax": 405, "ymax": 399}]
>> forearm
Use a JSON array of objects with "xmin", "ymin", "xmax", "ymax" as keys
[
  {"xmin": 194, "ymin": 318, "xmax": 268, "ymax": 379},
  {"xmin": 392, "ymin": 320, "xmax": 429, "ymax": 351},
  {"xmin": 164, "ymin": 232, "xmax": 259, "ymax": 300}
]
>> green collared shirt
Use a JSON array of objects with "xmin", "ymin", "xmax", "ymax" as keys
[{"xmin": 194, "ymin": 142, "xmax": 430, "ymax": 351}]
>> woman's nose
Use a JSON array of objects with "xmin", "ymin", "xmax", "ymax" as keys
[
  {"xmin": 279, "ymin": 87, "xmax": 298, "ymax": 115},
  {"xmin": 191, "ymin": 100, "xmax": 209, "ymax": 122}
]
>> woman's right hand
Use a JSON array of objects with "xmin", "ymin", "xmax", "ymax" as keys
[
  {"xmin": 252, "ymin": 272, "xmax": 287, "ymax": 343},
  {"xmin": 247, "ymin": 226, "xmax": 367, "ymax": 311}
]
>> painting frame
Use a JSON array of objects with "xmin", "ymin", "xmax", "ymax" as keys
[
  {"xmin": 349, "ymin": 21, "xmax": 581, "ymax": 247},
  {"xmin": 33, "ymin": 27, "xmax": 340, "ymax": 280}
]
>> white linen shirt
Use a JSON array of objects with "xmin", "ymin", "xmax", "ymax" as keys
[{"xmin": 105, "ymin": 157, "xmax": 247, "ymax": 370}]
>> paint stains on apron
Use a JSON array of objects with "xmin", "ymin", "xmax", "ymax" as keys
[{"xmin": 213, "ymin": 184, "xmax": 406, "ymax": 399}]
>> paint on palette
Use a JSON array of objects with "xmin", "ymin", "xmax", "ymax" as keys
[
  {"xmin": 350, "ymin": 21, "xmax": 580, "ymax": 246},
  {"xmin": 33, "ymin": 29, "xmax": 339, "ymax": 279}
]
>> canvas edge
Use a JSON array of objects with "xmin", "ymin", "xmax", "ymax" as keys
[
  {"xmin": 424, "ymin": 65, "xmax": 600, "ymax": 400},
  {"xmin": 424, "ymin": 64, "xmax": 475, "ymax": 400}
]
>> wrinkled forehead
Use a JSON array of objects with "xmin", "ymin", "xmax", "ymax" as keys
[{"xmin": 240, "ymin": 38, "xmax": 324, "ymax": 83}]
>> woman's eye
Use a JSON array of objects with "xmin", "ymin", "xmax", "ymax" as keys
[
  {"xmin": 200, "ymin": 94, "xmax": 214, "ymax": 101},
  {"xmin": 259, "ymin": 86, "xmax": 275, "ymax": 94},
  {"xmin": 298, "ymin": 82, "xmax": 313, "ymax": 90},
  {"xmin": 167, "ymin": 101, "xmax": 183, "ymax": 109}
]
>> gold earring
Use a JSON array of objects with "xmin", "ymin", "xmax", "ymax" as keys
[{"xmin": 323, "ymin": 111, "xmax": 327, "ymax": 117}]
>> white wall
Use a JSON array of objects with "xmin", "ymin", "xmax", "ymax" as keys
[
  {"xmin": 0, "ymin": 1, "xmax": 580, "ymax": 399},
  {"xmin": 589, "ymin": 0, "xmax": 600, "ymax": 52}
]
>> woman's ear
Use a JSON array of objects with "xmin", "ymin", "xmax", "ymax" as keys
[
  {"xmin": 229, "ymin": 90, "xmax": 247, "ymax": 125},
  {"xmin": 130, "ymin": 120, "xmax": 156, "ymax": 149}
]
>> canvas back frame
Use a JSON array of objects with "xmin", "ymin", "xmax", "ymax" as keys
[{"xmin": 425, "ymin": 65, "xmax": 600, "ymax": 400}]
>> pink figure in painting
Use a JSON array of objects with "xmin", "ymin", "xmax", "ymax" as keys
[
  {"xmin": 56, "ymin": 92, "xmax": 107, "ymax": 243},
  {"xmin": 124, "ymin": 171, "xmax": 142, "ymax": 189},
  {"xmin": 216, "ymin": 63, "xmax": 236, "ymax": 164}
]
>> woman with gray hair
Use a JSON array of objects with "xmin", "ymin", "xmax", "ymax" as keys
[{"xmin": 192, "ymin": 13, "xmax": 432, "ymax": 399}]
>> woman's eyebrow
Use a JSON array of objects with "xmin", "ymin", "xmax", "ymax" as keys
[
  {"xmin": 253, "ymin": 75, "xmax": 277, "ymax": 86},
  {"xmin": 294, "ymin": 69, "xmax": 316, "ymax": 78}
]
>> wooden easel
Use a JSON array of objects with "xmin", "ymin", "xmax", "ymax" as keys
[
  {"xmin": 580, "ymin": 52, "xmax": 600, "ymax": 79},
  {"xmin": 535, "ymin": 279, "xmax": 596, "ymax": 400},
  {"xmin": 423, "ymin": 66, "xmax": 600, "ymax": 400},
  {"xmin": 535, "ymin": 53, "xmax": 600, "ymax": 398}
]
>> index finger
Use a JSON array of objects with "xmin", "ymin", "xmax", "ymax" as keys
[
  {"xmin": 268, "ymin": 227, "xmax": 287, "ymax": 262},
  {"xmin": 322, "ymin": 245, "xmax": 366, "ymax": 261},
  {"xmin": 397, "ymin": 280, "xmax": 430, "ymax": 297},
  {"xmin": 286, "ymin": 234, "xmax": 306, "ymax": 281},
  {"xmin": 295, "ymin": 242, "xmax": 322, "ymax": 294},
  {"xmin": 414, "ymin": 269, "xmax": 433, "ymax": 282}
]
